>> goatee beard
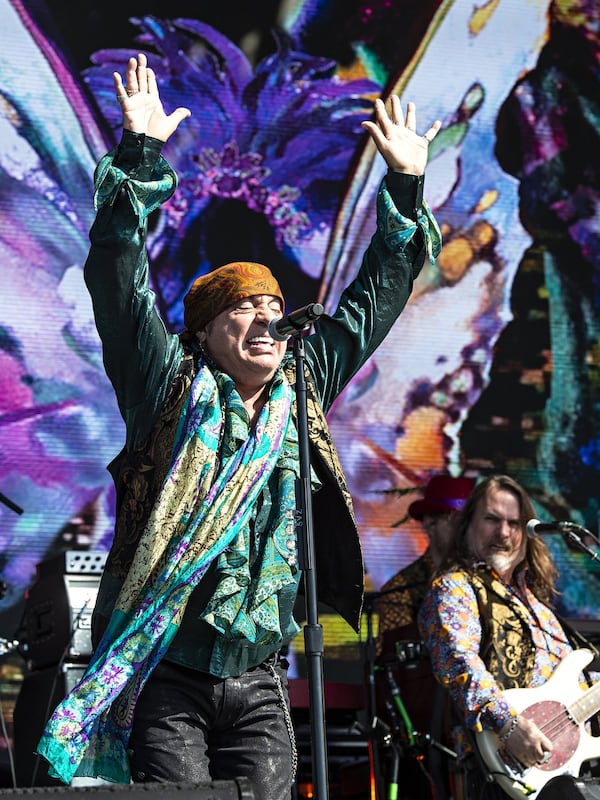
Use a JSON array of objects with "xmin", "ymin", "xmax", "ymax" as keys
[{"xmin": 486, "ymin": 551, "xmax": 513, "ymax": 579}]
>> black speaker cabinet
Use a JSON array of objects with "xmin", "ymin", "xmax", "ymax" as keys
[
  {"xmin": 538, "ymin": 776, "xmax": 600, "ymax": 799},
  {"xmin": 0, "ymin": 780, "xmax": 256, "ymax": 799},
  {"xmin": 13, "ymin": 663, "xmax": 88, "ymax": 787}
]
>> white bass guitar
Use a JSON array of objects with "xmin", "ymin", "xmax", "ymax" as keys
[{"xmin": 476, "ymin": 648, "xmax": 600, "ymax": 799}]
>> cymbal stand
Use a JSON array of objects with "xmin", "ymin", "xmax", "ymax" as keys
[
  {"xmin": 382, "ymin": 664, "xmax": 457, "ymax": 800},
  {"xmin": 362, "ymin": 592, "xmax": 384, "ymax": 800},
  {"xmin": 383, "ymin": 662, "xmax": 415, "ymax": 750}
]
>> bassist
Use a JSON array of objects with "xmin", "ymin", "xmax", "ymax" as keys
[{"xmin": 418, "ymin": 474, "xmax": 599, "ymax": 800}]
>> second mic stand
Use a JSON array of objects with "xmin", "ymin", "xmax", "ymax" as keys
[
  {"xmin": 558, "ymin": 523, "xmax": 600, "ymax": 563},
  {"xmin": 292, "ymin": 329, "xmax": 329, "ymax": 800},
  {"xmin": 0, "ymin": 492, "xmax": 23, "ymax": 515}
]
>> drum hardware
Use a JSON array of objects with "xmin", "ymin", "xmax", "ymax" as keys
[
  {"xmin": 383, "ymin": 662, "xmax": 417, "ymax": 748},
  {"xmin": 361, "ymin": 591, "xmax": 386, "ymax": 798},
  {"xmin": 0, "ymin": 638, "xmax": 20, "ymax": 656},
  {"xmin": 413, "ymin": 731, "xmax": 457, "ymax": 761},
  {"xmin": 372, "ymin": 714, "xmax": 403, "ymax": 800},
  {"xmin": 362, "ymin": 585, "xmax": 440, "ymax": 799},
  {"xmin": 395, "ymin": 639, "xmax": 427, "ymax": 668},
  {"xmin": 380, "ymin": 663, "xmax": 457, "ymax": 760},
  {"xmin": 376, "ymin": 656, "xmax": 458, "ymax": 800}
]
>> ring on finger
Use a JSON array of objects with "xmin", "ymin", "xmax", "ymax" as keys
[
  {"xmin": 116, "ymin": 94, "xmax": 127, "ymax": 103},
  {"xmin": 125, "ymin": 88, "xmax": 138, "ymax": 97}
]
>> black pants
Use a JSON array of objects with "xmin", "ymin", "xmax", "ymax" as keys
[{"xmin": 127, "ymin": 658, "xmax": 295, "ymax": 800}]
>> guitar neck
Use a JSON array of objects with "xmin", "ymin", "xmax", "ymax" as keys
[{"xmin": 570, "ymin": 681, "xmax": 600, "ymax": 725}]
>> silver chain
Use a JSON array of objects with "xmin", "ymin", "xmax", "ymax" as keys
[{"xmin": 264, "ymin": 661, "xmax": 298, "ymax": 781}]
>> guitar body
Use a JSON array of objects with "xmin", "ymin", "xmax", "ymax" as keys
[{"xmin": 476, "ymin": 648, "xmax": 600, "ymax": 799}]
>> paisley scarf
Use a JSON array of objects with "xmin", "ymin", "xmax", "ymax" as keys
[{"xmin": 37, "ymin": 360, "xmax": 293, "ymax": 784}]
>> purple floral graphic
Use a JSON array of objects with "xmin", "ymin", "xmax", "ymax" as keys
[
  {"xmin": 83, "ymin": 17, "xmax": 381, "ymax": 326},
  {"xmin": 0, "ymin": 4, "xmax": 380, "ymax": 626}
]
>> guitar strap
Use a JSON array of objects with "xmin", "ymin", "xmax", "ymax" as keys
[{"xmin": 556, "ymin": 615, "xmax": 600, "ymax": 660}]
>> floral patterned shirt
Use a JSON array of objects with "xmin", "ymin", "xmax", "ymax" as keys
[{"xmin": 418, "ymin": 564, "xmax": 572, "ymax": 735}]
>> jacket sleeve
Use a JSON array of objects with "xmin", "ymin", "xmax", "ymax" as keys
[
  {"xmin": 304, "ymin": 171, "xmax": 442, "ymax": 413},
  {"xmin": 83, "ymin": 131, "xmax": 183, "ymax": 450}
]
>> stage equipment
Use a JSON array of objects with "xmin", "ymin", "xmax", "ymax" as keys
[
  {"xmin": 0, "ymin": 779, "xmax": 256, "ymax": 798},
  {"xmin": 21, "ymin": 551, "xmax": 106, "ymax": 669},
  {"xmin": 14, "ymin": 662, "xmax": 87, "ymax": 786}
]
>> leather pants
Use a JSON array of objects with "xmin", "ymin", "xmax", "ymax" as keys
[{"xmin": 127, "ymin": 656, "xmax": 296, "ymax": 800}]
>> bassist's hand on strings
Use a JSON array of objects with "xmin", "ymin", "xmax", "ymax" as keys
[{"xmin": 500, "ymin": 714, "xmax": 552, "ymax": 767}]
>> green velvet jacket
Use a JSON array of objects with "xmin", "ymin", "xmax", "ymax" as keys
[{"xmin": 85, "ymin": 130, "xmax": 441, "ymax": 677}]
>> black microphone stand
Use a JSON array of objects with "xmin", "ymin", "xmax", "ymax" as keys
[
  {"xmin": 0, "ymin": 492, "xmax": 24, "ymax": 515},
  {"xmin": 559, "ymin": 523, "xmax": 600, "ymax": 563},
  {"xmin": 292, "ymin": 325, "xmax": 329, "ymax": 800}
]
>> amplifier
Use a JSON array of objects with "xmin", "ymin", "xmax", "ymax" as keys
[
  {"xmin": 37, "ymin": 550, "xmax": 107, "ymax": 578},
  {"xmin": 22, "ymin": 551, "xmax": 106, "ymax": 669}
]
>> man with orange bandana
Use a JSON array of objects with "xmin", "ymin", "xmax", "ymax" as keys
[{"xmin": 37, "ymin": 53, "xmax": 442, "ymax": 800}]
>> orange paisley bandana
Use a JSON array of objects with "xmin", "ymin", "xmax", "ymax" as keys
[{"xmin": 183, "ymin": 262, "xmax": 284, "ymax": 333}]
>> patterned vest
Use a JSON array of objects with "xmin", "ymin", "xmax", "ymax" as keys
[
  {"xmin": 104, "ymin": 347, "xmax": 364, "ymax": 631},
  {"xmin": 470, "ymin": 568, "xmax": 537, "ymax": 689}
]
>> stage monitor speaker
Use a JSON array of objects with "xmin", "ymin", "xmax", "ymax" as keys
[
  {"xmin": 537, "ymin": 776, "xmax": 600, "ymax": 799},
  {"xmin": 0, "ymin": 780, "xmax": 257, "ymax": 799}
]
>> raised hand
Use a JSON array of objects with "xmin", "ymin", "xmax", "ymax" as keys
[
  {"xmin": 362, "ymin": 96, "xmax": 441, "ymax": 176},
  {"xmin": 113, "ymin": 53, "xmax": 191, "ymax": 142}
]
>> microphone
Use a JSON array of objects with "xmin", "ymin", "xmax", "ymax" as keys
[
  {"xmin": 268, "ymin": 303, "xmax": 324, "ymax": 341},
  {"xmin": 526, "ymin": 518, "xmax": 579, "ymax": 536}
]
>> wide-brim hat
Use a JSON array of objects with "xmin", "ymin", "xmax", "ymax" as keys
[{"xmin": 408, "ymin": 475, "xmax": 475, "ymax": 521}]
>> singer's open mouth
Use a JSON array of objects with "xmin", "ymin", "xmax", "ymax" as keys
[{"xmin": 247, "ymin": 336, "xmax": 275, "ymax": 346}]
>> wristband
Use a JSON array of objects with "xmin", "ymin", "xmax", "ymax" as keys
[{"xmin": 498, "ymin": 715, "xmax": 519, "ymax": 743}]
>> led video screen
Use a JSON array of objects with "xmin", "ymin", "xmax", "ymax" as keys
[{"xmin": 1, "ymin": 0, "xmax": 599, "ymax": 680}]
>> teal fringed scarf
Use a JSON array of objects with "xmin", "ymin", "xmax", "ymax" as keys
[{"xmin": 37, "ymin": 360, "xmax": 293, "ymax": 784}]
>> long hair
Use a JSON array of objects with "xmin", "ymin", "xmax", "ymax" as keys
[{"xmin": 446, "ymin": 474, "xmax": 559, "ymax": 605}]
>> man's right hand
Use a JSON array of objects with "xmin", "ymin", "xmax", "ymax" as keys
[
  {"xmin": 113, "ymin": 53, "xmax": 191, "ymax": 142},
  {"xmin": 501, "ymin": 714, "xmax": 552, "ymax": 768}
]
